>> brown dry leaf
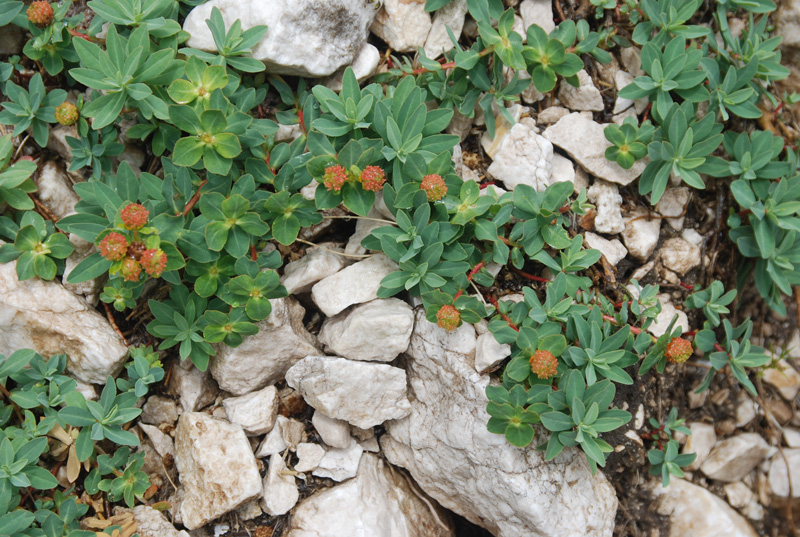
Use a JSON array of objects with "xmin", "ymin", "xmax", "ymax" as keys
[{"xmin": 67, "ymin": 444, "xmax": 81, "ymax": 483}]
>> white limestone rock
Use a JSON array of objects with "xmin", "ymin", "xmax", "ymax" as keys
[
  {"xmin": 537, "ymin": 106, "xmax": 570, "ymax": 125},
  {"xmin": 768, "ymin": 448, "xmax": 800, "ymax": 498},
  {"xmin": 295, "ymin": 442, "xmax": 326, "ymax": 473},
  {"xmin": 381, "ymin": 310, "xmax": 618, "ymax": 537},
  {"xmin": 762, "ymin": 359, "xmax": 800, "ymax": 401},
  {"xmin": 371, "ymin": 0, "xmax": 431, "ymax": 53},
  {"xmin": 313, "ymin": 442, "xmax": 364, "ymax": 482},
  {"xmin": 132, "ymin": 505, "xmax": 190, "ymax": 537},
  {"xmin": 588, "ymin": 180, "xmax": 625, "ymax": 234},
  {"xmin": 62, "ymin": 234, "xmax": 104, "ymax": 305},
  {"xmin": 612, "ymin": 70, "xmax": 649, "ymax": 115},
  {"xmin": 487, "ymin": 122, "xmax": 554, "ymax": 191},
  {"xmin": 139, "ymin": 423, "xmax": 174, "ymax": 460},
  {"xmin": 424, "ymin": 0, "xmax": 468, "ymax": 59},
  {"xmin": 167, "ymin": 361, "xmax": 218, "ymax": 412},
  {"xmin": 655, "ymin": 187, "xmax": 690, "ymax": 230},
  {"xmin": 222, "ymin": 385, "xmax": 279, "ymax": 436},
  {"xmin": 551, "ymin": 153, "xmax": 576, "ymax": 186},
  {"xmin": 318, "ymin": 298, "xmax": 414, "ymax": 362},
  {"xmin": 622, "ymin": 208, "xmax": 661, "ymax": 261},
  {"xmin": 311, "ymin": 254, "xmax": 399, "ymax": 317},
  {"xmin": 286, "ymin": 356, "xmax": 411, "ymax": 429},
  {"xmin": 659, "ymin": 237, "xmax": 701, "ymax": 276},
  {"xmin": 281, "ymin": 417, "xmax": 308, "ymax": 451},
  {"xmin": 46, "ymin": 125, "xmax": 76, "ymax": 162},
  {"xmin": 141, "ymin": 396, "xmax": 179, "ymax": 427},
  {"xmin": 261, "ymin": 454, "xmax": 299, "ymax": 515},
  {"xmin": 543, "ymin": 113, "xmax": 647, "ymax": 186},
  {"xmin": 684, "ymin": 422, "xmax": 717, "ymax": 471},
  {"xmin": 701, "ymin": 433, "xmax": 770, "ymax": 482},
  {"xmin": 322, "ymin": 43, "xmax": 381, "ymax": 91},
  {"xmin": 520, "ymin": 0, "xmax": 555, "ymax": 34},
  {"xmin": 475, "ymin": 332, "xmax": 511, "ymax": 374},
  {"xmin": 312, "ymin": 410, "xmax": 354, "ymax": 449},
  {"xmin": 585, "ymin": 232, "xmax": 628, "ymax": 266},
  {"xmin": 480, "ymin": 103, "xmax": 524, "ymax": 159},
  {"xmin": 209, "ymin": 297, "xmax": 320, "ymax": 395},
  {"xmin": 281, "ymin": 244, "xmax": 348, "ymax": 294},
  {"xmin": 256, "ymin": 415, "xmax": 289, "ymax": 458},
  {"xmin": 174, "ymin": 413, "xmax": 262, "ymax": 530},
  {"xmin": 650, "ymin": 478, "xmax": 758, "ymax": 537},
  {"xmin": 287, "ymin": 454, "xmax": 455, "ymax": 537},
  {"xmin": 0, "ymin": 261, "xmax": 128, "ymax": 385},
  {"xmin": 183, "ymin": 0, "xmax": 378, "ymax": 76},
  {"xmin": 558, "ymin": 70, "xmax": 604, "ymax": 112},
  {"xmin": 34, "ymin": 161, "xmax": 79, "ymax": 219},
  {"xmin": 646, "ymin": 294, "xmax": 689, "ymax": 338}
]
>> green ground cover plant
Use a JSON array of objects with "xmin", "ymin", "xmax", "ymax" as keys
[{"xmin": 1, "ymin": 0, "xmax": 799, "ymax": 531}]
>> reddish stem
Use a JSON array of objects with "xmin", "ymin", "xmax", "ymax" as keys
[
  {"xmin": 486, "ymin": 294, "xmax": 520, "ymax": 332},
  {"xmin": 679, "ymin": 281, "xmax": 695, "ymax": 291},
  {"xmin": 250, "ymin": 245, "xmax": 258, "ymax": 261},
  {"xmin": 297, "ymin": 107, "xmax": 306, "ymax": 134},
  {"xmin": 181, "ymin": 180, "xmax": 207, "ymax": 217},
  {"xmin": 454, "ymin": 261, "xmax": 486, "ymax": 300},
  {"xmin": 104, "ymin": 303, "xmax": 129, "ymax": 346},
  {"xmin": 479, "ymin": 180, "xmax": 496, "ymax": 189},
  {"xmin": 512, "ymin": 267, "xmax": 549, "ymax": 283}
]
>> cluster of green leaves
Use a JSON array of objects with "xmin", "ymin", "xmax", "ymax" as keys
[
  {"xmin": 645, "ymin": 408, "xmax": 696, "ymax": 487},
  {"xmin": 0, "ymin": 348, "xmax": 159, "ymax": 536}
]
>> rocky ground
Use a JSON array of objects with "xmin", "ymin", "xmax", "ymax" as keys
[{"xmin": 3, "ymin": 0, "xmax": 800, "ymax": 536}]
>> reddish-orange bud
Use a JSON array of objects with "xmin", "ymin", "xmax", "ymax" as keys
[
  {"xmin": 420, "ymin": 174, "xmax": 447, "ymax": 201},
  {"xmin": 120, "ymin": 203, "xmax": 149, "ymax": 230},
  {"xmin": 98, "ymin": 232, "xmax": 129, "ymax": 261},
  {"xmin": 140, "ymin": 248, "xmax": 168, "ymax": 278},
  {"xmin": 323, "ymin": 165, "xmax": 347, "ymax": 193},
  {"xmin": 436, "ymin": 304, "xmax": 460, "ymax": 331},
  {"xmin": 27, "ymin": 1, "xmax": 54, "ymax": 27},
  {"xmin": 529, "ymin": 350, "xmax": 558, "ymax": 379},
  {"xmin": 665, "ymin": 337, "xmax": 692, "ymax": 364},
  {"xmin": 55, "ymin": 102, "xmax": 79, "ymax": 126},
  {"xmin": 120, "ymin": 258, "xmax": 142, "ymax": 282},
  {"xmin": 360, "ymin": 166, "xmax": 386, "ymax": 192}
]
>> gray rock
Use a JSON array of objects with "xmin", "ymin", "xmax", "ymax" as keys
[
  {"xmin": 684, "ymin": 422, "xmax": 716, "ymax": 471},
  {"xmin": 183, "ymin": 0, "xmax": 378, "ymax": 76},
  {"xmin": 222, "ymin": 385, "xmax": 279, "ymax": 436},
  {"xmin": 287, "ymin": 454, "xmax": 455, "ymax": 537},
  {"xmin": 313, "ymin": 442, "xmax": 364, "ymax": 482},
  {"xmin": 175, "ymin": 413, "xmax": 262, "ymax": 530},
  {"xmin": 141, "ymin": 395, "xmax": 179, "ymax": 427},
  {"xmin": 537, "ymin": 106, "xmax": 570, "ymax": 125},
  {"xmin": 371, "ymin": 0, "xmax": 432, "ymax": 52},
  {"xmin": 650, "ymin": 478, "xmax": 758, "ymax": 537},
  {"xmin": 520, "ymin": 0, "xmax": 555, "ymax": 34},
  {"xmin": 0, "ymin": 24, "xmax": 24, "ymax": 55},
  {"xmin": 311, "ymin": 254, "xmax": 399, "ymax": 317},
  {"xmin": 256, "ymin": 415, "xmax": 289, "ymax": 458},
  {"xmin": 295, "ymin": 442, "xmax": 326, "ymax": 473},
  {"xmin": 286, "ymin": 356, "xmax": 411, "ymax": 429},
  {"xmin": 46, "ymin": 125, "xmax": 76, "ymax": 162},
  {"xmin": 474, "ymin": 332, "xmax": 511, "ymax": 374},
  {"xmin": 34, "ymin": 161, "xmax": 79, "ymax": 219},
  {"xmin": 646, "ymin": 294, "xmax": 689, "ymax": 338},
  {"xmin": 558, "ymin": 70, "xmax": 604, "ymax": 112},
  {"xmin": 701, "ymin": 433, "xmax": 770, "ymax": 482},
  {"xmin": 424, "ymin": 0, "xmax": 468, "ymax": 59},
  {"xmin": 133, "ymin": 505, "xmax": 190, "ymax": 537},
  {"xmin": 209, "ymin": 297, "xmax": 320, "ymax": 395},
  {"xmin": 261, "ymin": 454, "xmax": 299, "ymax": 515},
  {"xmin": 585, "ymin": 232, "xmax": 627, "ymax": 266},
  {"xmin": 659, "ymin": 237, "xmax": 701, "ymax": 276},
  {"xmin": 588, "ymin": 180, "xmax": 625, "ymax": 234},
  {"xmin": 281, "ymin": 244, "xmax": 348, "ymax": 294},
  {"xmin": 622, "ymin": 208, "xmax": 661, "ymax": 260},
  {"xmin": 382, "ymin": 310, "xmax": 618, "ymax": 537},
  {"xmin": 0, "ymin": 261, "xmax": 128, "ymax": 385},
  {"xmin": 487, "ymin": 123, "xmax": 555, "ymax": 191},
  {"xmin": 767, "ymin": 448, "xmax": 800, "ymax": 498},
  {"xmin": 762, "ymin": 359, "xmax": 800, "ymax": 401},
  {"xmin": 62, "ymin": 234, "xmax": 104, "ymax": 305},
  {"xmin": 322, "ymin": 43, "xmax": 381, "ymax": 91},
  {"xmin": 318, "ymin": 298, "xmax": 414, "ymax": 362},
  {"xmin": 167, "ymin": 361, "xmax": 219, "ymax": 412},
  {"xmin": 312, "ymin": 410, "xmax": 354, "ymax": 449},
  {"xmin": 655, "ymin": 187, "xmax": 690, "ymax": 230},
  {"xmin": 543, "ymin": 113, "xmax": 647, "ymax": 186}
]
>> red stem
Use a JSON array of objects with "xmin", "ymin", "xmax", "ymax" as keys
[
  {"xmin": 679, "ymin": 281, "xmax": 695, "ymax": 291},
  {"xmin": 454, "ymin": 261, "xmax": 486, "ymax": 300},
  {"xmin": 486, "ymin": 294, "xmax": 520, "ymax": 332},
  {"xmin": 512, "ymin": 267, "xmax": 549, "ymax": 283},
  {"xmin": 181, "ymin": 180, "xmax": 207, "ymax": 216}
]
